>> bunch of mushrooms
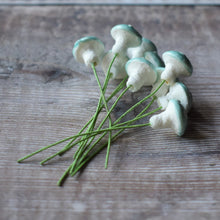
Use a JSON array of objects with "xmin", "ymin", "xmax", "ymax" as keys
[{"xmin": 17, "ymin": 24, "xmax": 193, "ymax": 186}]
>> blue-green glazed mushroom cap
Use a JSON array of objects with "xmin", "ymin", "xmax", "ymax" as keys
[
  {"xmin": 156, "ymin": 67, "xmax": 165, "ymax": 74},
  {"xmin": 145, "ymin": 51, "xmax": 165, "ymax": 68},
  {"xmin": 72, "ymin": 36, "xmax": 104, "ymax": 61},
  {"xmin": 125, "ymin": 57, "xmax": 158, "ymax": 91},
  {"xmin": 142, "ymin": 38, "xmax": 157, "ymax": 52},
  {"xmin": 125, "ymin": 57, "xmax": 157, "ymax": 75},
  {"xmin": 111, "ymin": 24, "xmax": 142, "ymax": 40},
  {"xmin": 162, "ymin": 50, "xmax": 193, "ymax": 76}
]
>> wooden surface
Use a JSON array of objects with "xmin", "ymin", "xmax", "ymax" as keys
[
  {"xmin": 0, "ymin": 5, "xmax": 220, "ymax": 220},
  {"xmin": 1, "ymin": 0, "xmax": 220, "ymax": 5}
]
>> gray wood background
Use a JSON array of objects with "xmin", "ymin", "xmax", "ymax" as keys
[
  {"xmin": 0, "ymin": 0, "xmax": 220, "ymax": 5},
  {"xmin": 0, "ymin": 4, "xmax": 220, "ymax": 220}
]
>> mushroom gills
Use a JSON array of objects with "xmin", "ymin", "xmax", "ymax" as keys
[
  {"xmin": 125, "ymin": 57, "xmax": 158, "ymax": 92},
  {"xmin": 72, "ymin": 36, "xmax": 105, "ymax": 67},
  {"xmin": 111, "ymin": 24, "xmax": 142, "ymax": 55},
  {"xmin": 161, "ymin": 50, "xmax": 193, "ymax": 85}
]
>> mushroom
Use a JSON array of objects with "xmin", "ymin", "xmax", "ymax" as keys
[
  {"xmin": 101, "ymin": 51, "xmax": 128, "ymax": 79},
  {"xmin": 151, "ymin": 67, "xmax": 169, "ymax": 98},
  {"xmin": 125, "ymin": 57, "xmax": 158, "ymax": 92},
  {"xmin": 157, "ymin": 81, "xmax": 192, "ymax": 112},
  {"xmin": 149, "ymin": 99, "xmax": 187, "ymax": 136},
  {"xmin": 72, "ymin": 36, "xmax": 105, "ymax": 67},
  {"xmin": 111, "ymin": 24, "xmax": 142, "ymax": 55},
  {"xmin": 127, "ymin": 37, "xmax": 157, "ymax": 59},
  {"xmin": 161, "ymin": 50, "xmax": 193, "ymax": 85},
  {"xmin": 144, "ymin": 51, "xmax": 164, "ymax": 68}
]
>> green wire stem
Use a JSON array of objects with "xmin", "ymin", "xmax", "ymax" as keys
[
  {"xmin": 70, "ymin": 81, "xmax": 165, "ymax": 176},
  {"xmin": 91, "ymin": 63, "xmax": 112, "ymax": 170},
  {"xmin": 69, "ymin": 62, "xmax": 113, "ymax": 174},
  {"xmin": 69, "ymin": 85, "xmax": 131, "ymax": 173},
  {"xmin": 74, "ymin": 80, "xmax": 165, "ymax": 169},
  {"xmin": 17, "ymin": 64, "xmax": 127, "ymax": 164}
]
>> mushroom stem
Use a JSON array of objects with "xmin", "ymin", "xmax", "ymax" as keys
[
  {"xmin": 161, "ymin": 63, "xmax": 175, "ymax": 84},
  {"xmin": 126, "ymin": 75, "xmax": 143, "ymax": 92},
  {"xmin": 112, "ymin": 38, "xmax": 127, "ymax": 55},
  {"xmin": 150, "ymin": 111, "xmax": 170, "ymax": 129},
  {"xmin": 82, "ymin": 50, "xmax": 97, "ymax": 67}
]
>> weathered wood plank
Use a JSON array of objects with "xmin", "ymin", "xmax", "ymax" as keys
[
  {"xmin": 0, "ymin": 0, "xmax": 220, "ymax": 5},
  {"xmin": 0, "ymin": 5, "xmax": 220, "ymax": 220}
]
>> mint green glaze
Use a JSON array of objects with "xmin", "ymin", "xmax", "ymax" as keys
[
  {"xmin": 111, "ymin": 24, "xmax": 142, "ymax": 40},
  {"xmin": 145, "ymin": 51, "xmax": 165, "ymax": 68},
  {"xmin": 125, "ymin": 57, "xmax": 156, "ymax": 72},
  {"xmin": 156, "ymin": 67, "xmax": 165, "ymax": 73},
  {"xmin": 163, "ymin": 50, "xmax": 193, "ymax": 75},
  {"xmin": 170, "ymin": 99, "xmax": 187, "ymax": 136},
  {"xmin": 72, "ymin": 36, "xmax": 104, "ymax": 58},
  {"xmin": 142, "ymin": 38, "xmax": 157, "ymax": 51}
]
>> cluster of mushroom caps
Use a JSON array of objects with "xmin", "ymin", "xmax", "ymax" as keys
[{"xmin": 73, "ymin": 24, "xmax": 193, "ymax": 136}]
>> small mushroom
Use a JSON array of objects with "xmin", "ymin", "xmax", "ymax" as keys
[
  {"xmin": 151, "ymin": 67, "xmax": 169, "ymax": 98},
  {"xmin": 125, "ymin": 57, "xmax": 158, "ymax": 92},
  {"xmin": 101, "ymin": 51, "xmax": 128, "ymax": 79},
  {"xmin": 127, "ymin": 37, "xmax": 157, "ymax": 59},
  {"xmin": 144, "ymin": 51, "xmax": 164, "ymax": 68},
  {"xmin": 72, "ymin": 36, "xmax": 105, "ymax": 67},
  {"xmin": 111, "ymin": 24, "xmax": 142, "ymax": 55},
  {"xmin": 150, "ymin": 99, "xmax": 187, "ymax": 136},
  {"xmin": 161, "ymin": 50, "xmax": 193, "ymax": 85},
  {"xmin": 157, "ymin": 81, "xmax": 192, "ymax": 112}
]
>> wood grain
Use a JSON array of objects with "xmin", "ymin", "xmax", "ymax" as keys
[
  {"xmin": 0, "ymin": 5, "xmax": 220, "ymax": 220},
  {"xmin": 1, "ymin": 0, "xmax": 220, "ymax": 6}
]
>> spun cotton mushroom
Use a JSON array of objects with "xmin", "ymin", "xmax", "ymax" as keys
[
  {"xmin": 161, "ymin": 50, "xmax": 193, "ymax": 85},
  {"xmin": 111, "ymin": 24, "xmax": 142, "ymax": 55},
  {"xmin": 72, "ymin": 36, "xmax": 105, "ymax": 67},
  {"xmin": 150, "ymin": 99, "xmax": 187, "ymax": 136},
  {"xmin": 151, "ymin": 67, "xmax": 169, "ymax": 98},
  {"xmin": 144, "ymin": 51, "xmax": 164, "ymax": 68},
  {"xmin": 157, "ymin": 81, "xmax": 192, "ymax": 112},
  {"xmin": 101, "ymin": 51, "xmax": 128, "ymax": 79},
  {"xmin": 127, "ymin": 37, "xmax": 157, "ymax": 59},
  {"xmin": 125, "ymin": 57, "xmax": 158, "ymax": 92},
  {"xmin": 17, "ymin": 24, "xmax": 195, "ymax": 186}
]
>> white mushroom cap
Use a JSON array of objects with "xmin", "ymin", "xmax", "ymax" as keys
[
  {"xmin": 125, "ymin": 57, "xmax": 158, "ymax": 92},
  {"xmin": 151, "ymin": 67, "xmax": 169, "ymax": 98},
  {"xmin": 157, "ymin": 81, "xmax": 192, "ymax": 112},
  {"xmin": 161, "ymin": 50, "xmax": 193, "ymax": 85},
  {"xmin": 111, "ymin": 24, "xmax": 142, "ymax": 55},
  {"xmin": 144, "ymin": 51, "xmax": 164, "ymax": 68},
  {"xmin": 72, "ymin": 36, "xmax": 105, "ymax": 67},
  {"xmin": 127, "ymin": 37, "xmax": 157, "ymax": 59},
  {"xmin": 150, "ymin": 99, "xmax": 187, "ymax": 136},
  {"xmin": 101, "ymin": 51, "xmax": 128, "ymax": 79}
]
